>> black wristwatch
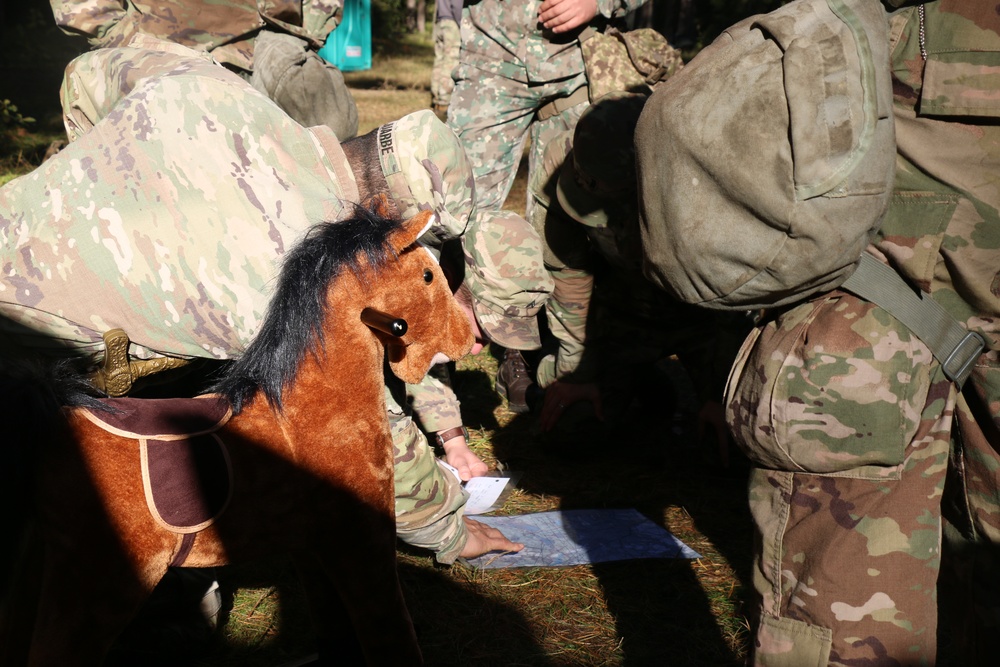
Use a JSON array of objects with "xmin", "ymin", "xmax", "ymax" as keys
[{"xmin": 434, "ymin": 425, "xmax": 469, "ymax": 449}]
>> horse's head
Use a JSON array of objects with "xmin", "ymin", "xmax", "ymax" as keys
[
  {"xmin": 362, "ymin": 209, "xmax": 474, "ymax": 385},
  {"xmin": 214, "ymin": 201, "xmax": 473, "ymax": 412}
]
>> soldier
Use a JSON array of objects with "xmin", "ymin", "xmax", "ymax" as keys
[
  {"xmin": 448, "ymin": 0, "xmax": 648, "ymax": 412},
  {"xmin": 721, "ymin": 2, "xmax": 1000, "ymax": 663},
  {"xmin": 430, "ymin": 0, "xmax": 463, "ymax": 121},
  {"xmin": 527, "ymin": 91, "xmax": 748, "ymax": 457},
  {"xmin": 49, "ymin": 0, "xmax": 359, "ymax": 139},
  {"xmin": 0, "ymin": 36, "xmax": 542, "ymax": 565}
]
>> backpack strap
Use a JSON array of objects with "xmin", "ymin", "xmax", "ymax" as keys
[
  {"xmin": 841, "ymin": 253, "xmax": 986, "ymax": 386},
  {"xmin": 537, "ymin": 86, "xmax": 589, "ymax": 121}
]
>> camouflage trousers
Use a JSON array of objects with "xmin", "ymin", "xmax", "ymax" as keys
[
  {"xmin": 726, "ymin": 291, "xmax": 1000, "ymax": 665},
  {"xmin": 448, "ymin": 65, "xmax": 587, "ymax": 221},
  {"xmin": 431, "ymin": 19, "xmax": 460, "ymax": 109}
]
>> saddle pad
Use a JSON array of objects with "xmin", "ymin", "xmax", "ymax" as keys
[
  {"xmin": 79, "ymin": 394, "xmax": 234, "ymax": 533},
  {"xmin": 82, "ymin": 394, "xmax": 232, "ymax": 437}
]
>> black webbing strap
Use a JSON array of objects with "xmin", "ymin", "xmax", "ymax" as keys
[{"xmin": 841, "ymin": 253, "xmax": 986, "ymax": 386}]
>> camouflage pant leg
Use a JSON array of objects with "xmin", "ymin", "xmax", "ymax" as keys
[
  {"xmin": 431, "ymin": 19, "xmax": 460, "ymax": 108},
  {"xmin": 727, "ymin": 293, "xmax": 952, "ymax": 666},
  {"xmin": 523, "ymin": 102, "xmax": 587, "ymax": 226},
  {"xmin": 449, "ymin": 67, "xmax": 586, "ymax": 215},
  {"xmin": 938, "ymin": 364, "xmax": 1000, "ymax": 665}
]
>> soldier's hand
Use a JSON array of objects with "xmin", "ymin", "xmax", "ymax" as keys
[
  {"xmin": 442, "ymin": 438, "xmax": 489, "ymax": 481},
  {"xmin": 459, "ymin": 517, "xmax": 525, "ymax": 558},
  {"xmin": 538, "ymin": 0, "xmax": 598, "ymax": 34},
  {"xmin": 540, "ymin": 379, "xmax": 604, "ymax": 432}
]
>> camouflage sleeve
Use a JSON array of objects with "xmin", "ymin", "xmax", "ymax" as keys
[
  {"xmin": 50, "ymin": 0, "xmax": 130, "ymax": 46},
  {"xmin": 405, "ymin": 373, "xmax": 464, "ymax": 435},
  {"xmin": 537, "ymin": 270, "xmax": 595, "ymax": 387},
  {"xmin": 386, "ymin": 386, "xmax": 470, "ymax": 564},
  {"xmin": 260, "ymin": 0, "xmax": 341, "ymax": 48},
  {"xmin": 528, "ymin": 131, "xmax": 596, "ymax": 386},
  {"xmin": 299, "ymin": 0, "xmax": 342, "ymax": 43}
]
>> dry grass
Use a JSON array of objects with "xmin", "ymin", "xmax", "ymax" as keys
[{"xmin": 1, "ymin": 28, "xmax": 755, "ymax": 667}]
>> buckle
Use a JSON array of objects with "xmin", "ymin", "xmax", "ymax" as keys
[{"xmin": 942, "ymin": 330, "xmax": 987, "ymax": 386}]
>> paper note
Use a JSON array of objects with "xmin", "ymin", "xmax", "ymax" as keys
[
  {"xmin": 463, "ymin": 475, "xmax": 511, "ymax": 515},
  {"xmin": 438, "ymin": 459, "xmax": 517, "ymax": 515}
]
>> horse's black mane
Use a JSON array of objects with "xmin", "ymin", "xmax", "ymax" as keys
[{"xmin": 212, "ymin": 204, "xmax": 403, "ymax": 413}]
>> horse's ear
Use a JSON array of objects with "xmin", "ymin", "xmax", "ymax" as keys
[
  {"xmin": 364, "ymin": 193, "xmax": 393, "ymax": 218},
  {"xmin": 390, "ymin": 210, "xmax": 435, "ymax": 254}
]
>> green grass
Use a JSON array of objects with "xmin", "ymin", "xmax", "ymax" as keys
[{"xmin": 0, "ymin": 123, "xmax": 64, "ymax": 186}]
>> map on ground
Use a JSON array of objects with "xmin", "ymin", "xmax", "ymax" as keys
[{"xmin": 461, "ymin": 508, "xmax": 701, "ymax": 569}]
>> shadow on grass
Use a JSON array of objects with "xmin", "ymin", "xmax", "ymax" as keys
[
  {"xmin": 485, "ymin": 362, "xmax": 755, "ymax": 665},
  {"xmin": 398, "ymin": 557, "xmax": 556, "ymax": 667}
]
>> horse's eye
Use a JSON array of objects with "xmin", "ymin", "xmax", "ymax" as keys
[{"xmin": 423, "ymin": 268, "xmax": 433, "ymax": 284}]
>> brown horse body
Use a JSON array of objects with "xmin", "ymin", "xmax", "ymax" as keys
[{"xmin": 0, "ymin": 208, "xmax": 473, "ymax": 665}]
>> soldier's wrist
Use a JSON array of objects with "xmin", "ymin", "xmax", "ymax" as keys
[{"xmin": 435, "ymin": 425, "xmax": 469, "ymax": 449}]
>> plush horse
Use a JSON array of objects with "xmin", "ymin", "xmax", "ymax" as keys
[{"xmin": 0, "ymin": 205, "xmax": 473, "ymax": 666}]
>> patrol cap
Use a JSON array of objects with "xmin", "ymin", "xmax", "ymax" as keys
[
  {"xmin": 251, "ymin": 31, "xmax": 359, "ymax": 140},
  {"xmin": 375, "ymin": 110, "xmax": 476, "ymax": 242},
  {"xmin": 556, "ymin": 92, "xmax": 648, "ymax": 228},
  {"xmin": 462, "ymin": 210, "xmax": 554, "ymax": 350}
]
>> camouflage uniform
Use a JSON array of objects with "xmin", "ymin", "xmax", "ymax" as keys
[
  {"xmin": 529, "ymin": 93, "xmax": 747, "ymax": 424},
  {"xmin": 725, "ymin": 2, "xmax": 1000, "ymax": 663},
  {"xmin": 448, "ymin": 0, "xmax": 647, "ymax": 224},
  {"xmin": 49, "ymin": 0, "xmax": 358, "ymax": 139},
  {"xmin": 431, "ymin": 0, "xmax": 463, "ymax": 113},
  {"xmin": 0, "ymin": 38, "xmax": 505, "ymax": 563}
]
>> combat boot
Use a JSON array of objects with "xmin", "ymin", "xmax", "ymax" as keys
[{"xmin": 495, "ymin": 348, "xmax": 532, "ymax": 414}]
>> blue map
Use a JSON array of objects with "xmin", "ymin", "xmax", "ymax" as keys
[{"xmin": 462, "ymin": 508, "xmax": 700, "ymax": 569}]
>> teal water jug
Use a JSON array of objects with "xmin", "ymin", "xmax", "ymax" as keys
[{"xmin": 319, "ymin": 0, "xmax": 372, "ymax": 72}]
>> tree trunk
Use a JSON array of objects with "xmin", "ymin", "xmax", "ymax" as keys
[{"xmin": 406, "ymin": 0, "xmax": 417, "ymax": 32}]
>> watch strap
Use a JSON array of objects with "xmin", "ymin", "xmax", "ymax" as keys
[{"xmin": 435, "ymin": 425, "xmax": 469, "ymax": 448}]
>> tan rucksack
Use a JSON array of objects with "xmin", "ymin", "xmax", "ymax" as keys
[{"xmin": 635, "ymin": 0, "xmax": 895, "ymax": 311}]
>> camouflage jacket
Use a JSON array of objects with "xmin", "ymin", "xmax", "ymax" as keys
[
  {"xmin": 876, "ymin": 0, "xmax": 1000, "ymax": 400},
  {"xmin": 461, "ymin": 0, "xmax": 648, "ymax": 83},
  {"xmin": 49, "ymin": 0, "xmax": 342, "ymax": 71},
  {"xmin": 5, "ymin": 38, "xmax": 474, "ymax": 361},
  {"xmin": 1, "ymin": 40, "xmax": 358, "ymax": 359}
]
